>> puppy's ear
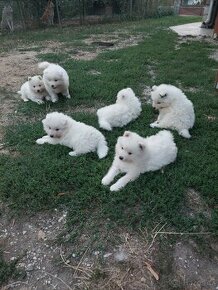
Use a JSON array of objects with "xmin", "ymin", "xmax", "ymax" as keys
[
  {"xmin": 28, "ymin": 77, "xmax": 32, "ymax": 81},
  {"xmin": 123, "ymin": 131, "xmax": 131, "ymax": 137},
  {"xmin": 151, "ymin": 85, "xmax": 157, "ymax": 91},
  {"xmin": 139, "ymin": 143, "xmax": 145, "ymax": 151},
  {"xmin": 38, "ymin": 76, "xmax": 42, "ymax": 80}
]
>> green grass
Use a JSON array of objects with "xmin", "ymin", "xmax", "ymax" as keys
[
  {"xmin": 0, "ymin": 16, "xmax": 217, "ymax": 238},
  {"xmin": 0, "ymin": 251, "xmax": 25, "ymax": 286}
]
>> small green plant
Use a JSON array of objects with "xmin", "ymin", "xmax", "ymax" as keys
[{"xmin": 0, "ymin": 251, "xmax": 25, "ymax": 286}]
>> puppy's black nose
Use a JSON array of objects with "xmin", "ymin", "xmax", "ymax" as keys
[
  {"xmin": 50, "ymin": 135, "xmax": 54, "ymax": 138},
  {"xmin": 119, "ymin": 156, "xmax": 124, "ymax": 160},
  {"xmin": 51, "ymin": 85, "xmax": 54, "ymax": 88},
  {"xmin": 37, "ymin": 90, "xmax": 40, "ymax": 92}
]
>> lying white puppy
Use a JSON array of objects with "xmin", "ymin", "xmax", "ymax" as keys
[
  {"xmin": 18, "ymin": 75, "xmax": 49, "ymax": 104},
  {"xmin": 36, "ymin": 112, "xmax": 108, "ymax": 159},
  {"xmin": 102, "ymin": 130, "xmax": 177, "ymax": 191},
  {"xmin": 150, "ymin": 84, "xmax": 195, "ymax": 138},
  {"xmin": 97, "ymin": 88, "xmax": 141, "ymax": 131},
  {"xmin": 38, "ymin": 61, "xmax": 71, "ymax": 102}
]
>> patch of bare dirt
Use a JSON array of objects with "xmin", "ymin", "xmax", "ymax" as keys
[
  {"xmin": 1, "ymin": 204, "xmax": 217, "ymax": 290},
  {"xmin": 84, "ymin": 33, "xmax": 145, "ymax": 50},
  {"xmin": 0, "ymin": 32, "xmax": 145, "ymax": 93},
  {"xmin": 1, "ymin": 206, "xmax": 160, "ymax": 290},
  {"xmin": 141, "ymin": 85, "xmax": 152, "ymax": 104},
  {"xmin": 184, "ymin": 188, "xmax": 211, "ymax": 220},
  {"xmin": 173, "ymin": 240, "xmax": 218, "ymax": 290},
  {"xmin": 0, "ymin": 51, "xmax": 39, "ymax": 92},
  {"xmin": 175, "ymin": 35, "xmax": 218, "ymax": 50}
]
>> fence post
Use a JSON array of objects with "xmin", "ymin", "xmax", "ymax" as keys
[
  {"xmin": 55, "ymin": 0, "xmax": 62, "ymax": 27},
  {"xmin": 17, "ymin": 0, "xmax": 26, "ymax": 30},
  {"xmin": 129, "ymin": 0, "xmax": 133, "ymax": 17}
]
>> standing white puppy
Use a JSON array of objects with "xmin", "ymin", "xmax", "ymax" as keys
[
  {"xmin": 97, "ymin": 88, "xmax": 142, "ymax": 131},
  {"xmin": 18, "ymin": 75, "xmax": 49, "ymax": 104},
  {"xmin": 102, "ymin": 130, "xmax": 177, "ymax": 191},
  {"xmin": 38, "ymin": 61, "xmax": 71, "ymax": 102},
  {"xmin": 150, "ymin": 84, "xmax": 195, "ymax": 138},
  {"xmin": 36, "ymin": 112, "xmax": 108, "ymax": 159}
]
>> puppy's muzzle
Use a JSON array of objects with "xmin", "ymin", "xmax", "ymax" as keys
[
  {"xmin": 51, "ymin": 85, "xmax": 56, "ymax": 89},
  {"xmin": 119, "ymin": 156, "xmax": 124, "ymax": 160},
  {"xmin": 50, "ymin": 135, "xmax": 54, "ymax": 138}
]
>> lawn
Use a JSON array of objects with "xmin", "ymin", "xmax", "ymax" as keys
[{"xmin": 0, "ymin": 15, "xmax": 217, "ymax": 288}]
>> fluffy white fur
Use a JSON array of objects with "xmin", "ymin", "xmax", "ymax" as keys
[
  {"xmin": 18, "ymin": 75, "xmax": 49, "ymax": 104},
  {"xmin": 102, "ymin": 130, "xmax": 177, "ymax": 191},
  {"xmin": 97, "ymin": 88, "xmax": 142, "ymax": 131},
  {"xmin": 36, "ymin": 112, "xmax": 108, "ymax": 159},
  {"xmin": 150, "ymin": 84, "xmax": 195, "ymax": 138},
  {"xmin": 38, "ymin": 61, "xmax": 71, "ymax": 102}
]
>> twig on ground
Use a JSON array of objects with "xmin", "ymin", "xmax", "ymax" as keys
[
  {"xmin": 3, "ymin": 281, "xmax": 29, "ymax": 289},
  {"xmin": 156, "ymin": 231, "xmax": 213, "ymax": 235},
  {"xmin": 144, "ymin": 261, "xmax": 159, "ymax": 281},
  {"xmin": 44, "ymin": 270, "xmax": 74, "ymax": 290},
  {"xmin": 145, "ymin": 222, "xmax": 167, "ymax": 255},
  {"xmin": 60, "ymin": 247, "xmax": 93, "ymax": 278}
]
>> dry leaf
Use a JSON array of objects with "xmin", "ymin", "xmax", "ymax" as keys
[
  {"xmin": 204, "ymin": 114, "xmax": 216, "ymax": 121},
  {"xmin": 37, "ymin": 229, "xmax": 46, "ymax": 240},
  {"xmin": 57, "ymin": 192, "xmax": 66, "ymax": 196},
  {"xmin": 145, "ymin": 261, "xmax": 159, "ymax": 281}
]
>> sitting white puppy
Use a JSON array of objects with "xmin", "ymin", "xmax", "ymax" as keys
[
  {"xmin": 150, "ymin": 84, "xmax": 195, "ymax": 138},
  {"xmin": 38, "ymin": 61, "xmax": 71, "ymax": 102},
  {"xmin": 36, "ymin": 112, "xmax": 108, "ymax": 159},
  {"xmin": 102, "ymin": 130, "xmax": 177, "ymax": 191},
  {"xmin": 18, "ymin": 75, "xmax": 49, "ymax": 104},
  {"xmin": 97, "ymin": 88, "xmax": 142, "ymax": 131}
]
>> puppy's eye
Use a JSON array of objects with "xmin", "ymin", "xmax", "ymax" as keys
[
  {"xmin": 49, "ymin": 127, "xmax": 51, "ymax": 130},
  {"xmin": 157, "ymin": 102, "xmax": 161, "ymax": 104},
  {"xmin": 121, "ymin": 147, "xmax": 124, "ymax": 150},
  {"xmin": 55, "ymin": 128, "xmax": 59, "ymax": 131},
  {"xmin": 39, "ymin": 85, "xmax": 41, "ymax": 87},
  {"xmin": 160, "ymin": 93, "xmax": 167, "ymax": 98},
  {"xmin": 33, "ymin": 86, "xmax": 36, "ymax": 88},
  {"xmin": 55, "ymin": 80, "xmax": 57, "ymax": 82},
  {"xmin": 128, "ymin": 152, "xmax": 132, "ymax": 155}
]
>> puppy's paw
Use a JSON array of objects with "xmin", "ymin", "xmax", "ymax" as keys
[
  {"xmin": 102, "ymin": 176, "xmax": 111, "ymax": 186},
  {"xmin": 150, "ymin": 122, "xmax": 159, "ymax": 128},
  {"xmin": 37, "ymin": 100, "xmax": 44, "ymax": 105},
  {"xmin": 69, "ymin": 151, "xmax": 77, "ymax": 157},
  {"xmin": 110, "ymin": 184, "xmax": 121, "ymax": 192},
  {"xmin": 45, "ymin": 95, "xmax": 51, "ymax": 101},
  {"xmin": 36, "ymin": 138, "xmax": 45, "ymax": 145}
]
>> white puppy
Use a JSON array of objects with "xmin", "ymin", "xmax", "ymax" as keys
[
  {"xmin": 150, "ymin": 84, "xmax": 195, "ymax": 138},
  {"xmin": 102, "ymin": 130, "xmax": 177, "ymax": 191},
  {"xmin": 97, "ymin": 88, "xmax": 142, "ymax": 131},
  {"xmin": 36, "ymin": 112, "xmax": 108, "ymax": 159},
  {"xmin": 38, "ymin": 61, "xmax": 71, "ymax": 102},
  {"xmin": 18, "ymin": 75, "xmax": 49, "ymax": 104}
]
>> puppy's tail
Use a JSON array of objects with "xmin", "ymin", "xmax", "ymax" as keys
[
  {"xmin": 38, "ymin": 61, "xmax": 50, "ymax": 70},
  {"xmin": 179, "ymin": 129, "xmax": 191, "ymax": 139},
  {"xmin": 97, "ymin": 136, "xmax": 108, "ymax": 159}
]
